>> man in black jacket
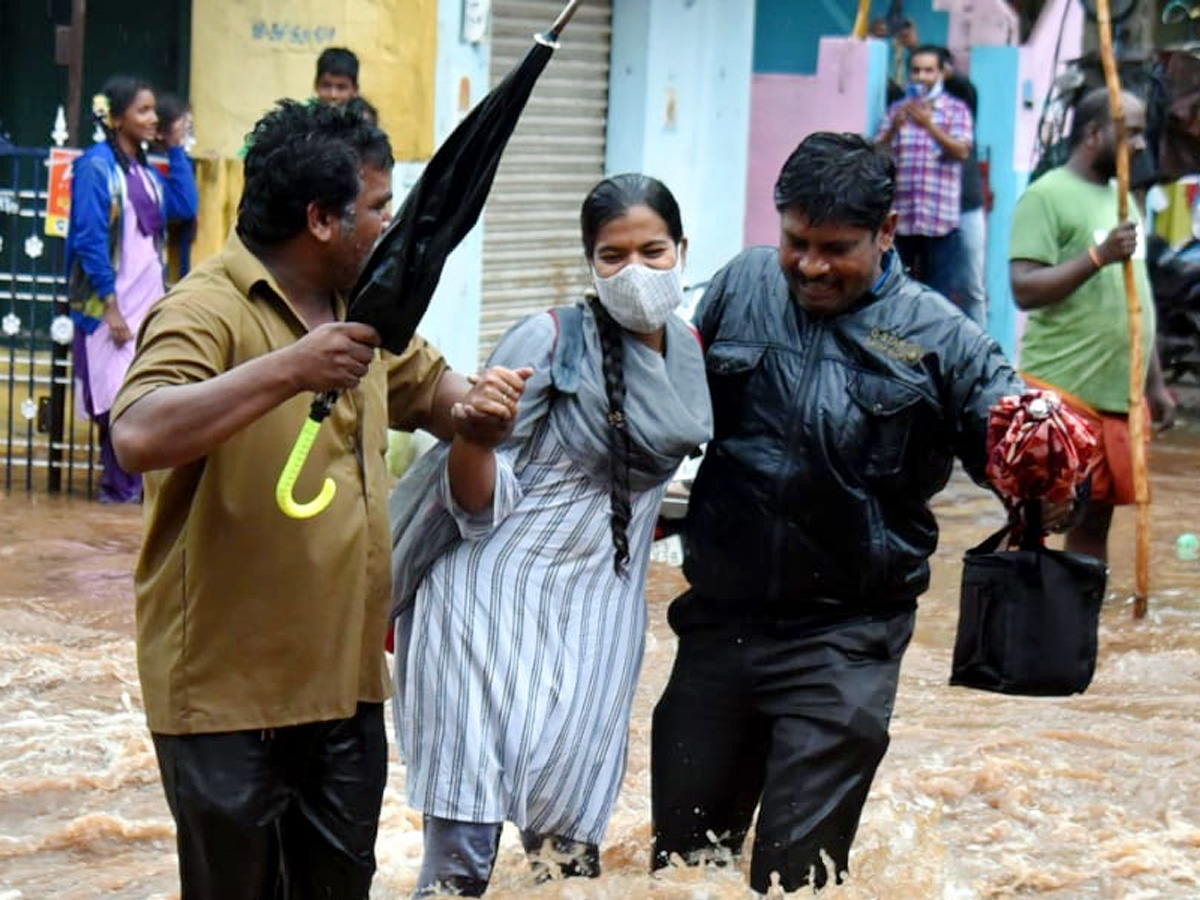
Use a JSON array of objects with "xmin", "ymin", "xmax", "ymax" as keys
[{"xmin": 650, "ymin": 132, "xmax": 1024, "ymax": 893}]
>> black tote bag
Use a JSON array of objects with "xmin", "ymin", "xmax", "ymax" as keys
[{"xmin": 951, "ymin": 508, "xmax": 1108, "ymax": 697}]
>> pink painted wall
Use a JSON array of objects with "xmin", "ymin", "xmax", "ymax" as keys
[
  {"xmin": 743, "ymin": 37, "xmax": 879, "ymax": 248},
  {"xmin": 941, "ymin": 0, "xmax": 1019, "ymax": 69},
  {"xmin": 1016, "ymin": 0, "xmax": 1084, "ymax": 174},
  {"xmin": 741, "ymin": 0, "xmax": 1078, "ymax": 252}
]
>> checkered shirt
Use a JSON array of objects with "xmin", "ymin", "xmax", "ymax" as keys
[{"xmin": 879, "ymin": 93, "xmax": 974, "ymax": 237}]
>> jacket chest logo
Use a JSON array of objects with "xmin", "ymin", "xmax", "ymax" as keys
[{"xmin": 866, "ymin": 328, "xmax": 924, "ymax": 365}]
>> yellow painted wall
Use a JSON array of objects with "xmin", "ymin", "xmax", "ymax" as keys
[{"xmin": 189, "ymin": 0, "xmax": 437, "ymax": 262}]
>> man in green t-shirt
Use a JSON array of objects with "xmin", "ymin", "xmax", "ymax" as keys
[{"xmin": 1010, "ymin": 87, "xmax": 1175, "ymax": 562}]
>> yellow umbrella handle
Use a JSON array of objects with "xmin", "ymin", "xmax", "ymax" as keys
[{"xmin": 276, "ymin": 416, "xmax": 337, "ymax": 519}]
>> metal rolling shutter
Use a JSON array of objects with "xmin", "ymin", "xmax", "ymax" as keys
[{"xmin": 478, "ymin": 0, "xmax": 612, "ymax": 362}]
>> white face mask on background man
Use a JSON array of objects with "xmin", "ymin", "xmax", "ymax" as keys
[{"xmin": 592, "ymin": 256, "xmax": 684, "ymax": 334}]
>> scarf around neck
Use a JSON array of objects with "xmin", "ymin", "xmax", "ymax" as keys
[
  {"xmin": 540, "ymin": 303, "xmax": 713, "ymax": 493},
  {"xmin": 125, "ymin": 161, "xmax": 164, "ymax": 238}
]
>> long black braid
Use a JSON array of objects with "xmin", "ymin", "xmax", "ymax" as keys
[
  {"xmin": 579, "ymin": 172, "xmax": 684, "ymax": 576},
  {"xmin": 104, "ymin": 127, "xmax": 148, "ymax": 173},
  {"xmin": 589, "ymin": 296, "xmax": 633, "ymax": 575}
]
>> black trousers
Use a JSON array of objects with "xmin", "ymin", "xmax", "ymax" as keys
[
  {"xmin": 152, "ymin": 702, "xmax": 388, "ymax": 900},
  {"xmin": 894, "ymin": 232, "xmax": 958, "ymax": 303},
  {"xmin": 651, "ymin": 596, "xmax": 915, "ymax": 893}
]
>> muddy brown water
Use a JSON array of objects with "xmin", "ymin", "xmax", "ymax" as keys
[{"xmin": 2, "ymin": 423, "xmax": 1198, "ymax": 899}]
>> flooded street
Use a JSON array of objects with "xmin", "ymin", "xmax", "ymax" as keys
[{"xmin": 2, "ymin": 424, "xmax": 1199, "ymax": 899}]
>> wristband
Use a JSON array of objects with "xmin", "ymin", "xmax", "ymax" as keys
[{"xmin": 1087, "ymin": 245, "xmax": 1103, "ymax": 270}]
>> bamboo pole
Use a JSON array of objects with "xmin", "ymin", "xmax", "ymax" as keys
[
  {"xmin": 852, "ymin": 0, "xmax": 872, "ymax": 39},
  {"xmin": 1094, "ymin": 0, "xmax": 1151, "ymax": 619}
]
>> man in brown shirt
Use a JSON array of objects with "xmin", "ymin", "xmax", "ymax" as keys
[{"xmin": 111, "ymin": 101, "xmax": 528, "ymax": 900}]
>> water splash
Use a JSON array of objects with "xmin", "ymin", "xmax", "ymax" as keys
[{"xmin": 3, "ymin": 439, "xmax": 1200, "ymax": 899}]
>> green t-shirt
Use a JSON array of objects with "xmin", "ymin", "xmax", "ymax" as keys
[{"xmin": 1010, "ymin": 167, "xmax": 1155, "ymax": 413}]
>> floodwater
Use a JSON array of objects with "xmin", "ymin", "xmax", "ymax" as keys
[{"xmin": 2, "ymin": 421, "xmax": 1199, "ymax": 900}]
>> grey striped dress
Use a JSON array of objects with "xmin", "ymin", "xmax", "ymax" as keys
[{"xmin": 393, "ymin": 312, "xmax": 672, "ymax": 845}]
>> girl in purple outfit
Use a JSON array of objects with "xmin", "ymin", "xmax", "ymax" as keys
[{"xmin": 65, "ymin": 75, "xmax": 199, "ymax": 502}]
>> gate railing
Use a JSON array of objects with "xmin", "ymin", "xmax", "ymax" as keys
[{"xmin": 0, "ymin": 145, "xmax": 98, "ymax": 497}]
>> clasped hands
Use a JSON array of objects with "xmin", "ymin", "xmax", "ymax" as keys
[
  {"xmin": 899, "ymin": 100, "xmax": 934, "ymax": 130},
  {"xmin": 452, "ymin": 365, "xmax": 535, "ymax": 449}
]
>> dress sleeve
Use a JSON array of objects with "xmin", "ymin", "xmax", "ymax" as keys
[
  {"xmin": 69, "ymin": 153, "xmax": 117, "ymax": 298},
  {"xmin": 159, "ymin": 146, "xmax": 199, "ymax": 221},
  {"xmin": 437, "ymin": 312, "xmax": 560, "ymax": 540}
]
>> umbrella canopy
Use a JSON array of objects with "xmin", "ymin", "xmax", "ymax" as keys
[
  {"xmin": 985, "ymin": 390, "xmax": 1099, "ymax": 506},
  {"xmin": 348, "ymin": 6, "xmax": 578, "ymax": 354}
]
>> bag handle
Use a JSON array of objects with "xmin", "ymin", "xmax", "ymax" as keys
[
  {"xmin": 968, "ymin": 500, "xmax": 1044, "ymax": 555},
  {"xmin": 1018, "ymin": 500, "xmax": 1043, "ymax": 551}
]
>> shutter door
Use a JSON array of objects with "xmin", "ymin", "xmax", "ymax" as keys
[{"xmin": 478, "ymin": 0, "xmax": 612, "ymax": 362}]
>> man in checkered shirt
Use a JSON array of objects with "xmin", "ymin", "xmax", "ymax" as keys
[{"xmin": 875, "ymin": 44, "xmax": 973, "ymax": 305}]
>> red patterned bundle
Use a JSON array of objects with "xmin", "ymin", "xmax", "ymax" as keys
[{"xmin": 985, "ymin": 390, "xmax": 1099, "ymax": 504}]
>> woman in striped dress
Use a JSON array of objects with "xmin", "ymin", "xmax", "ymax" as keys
[{"xmin": 391, "ymin": 174, "xmax": 713, "ymax": 896}]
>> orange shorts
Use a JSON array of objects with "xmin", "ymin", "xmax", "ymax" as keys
[{"xmin": 1021, "ymin": 375, "xmax": 1149, "ymax": 506}]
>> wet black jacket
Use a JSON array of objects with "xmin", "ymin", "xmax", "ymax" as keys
[{"xmin": 683, "ymin": 247, "xmax": 1023, "ymax": 612}]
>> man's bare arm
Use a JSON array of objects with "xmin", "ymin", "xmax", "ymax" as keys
[{"xmin": 1010, "ymin": 222, "xmax": 1139, "ymax": 311}]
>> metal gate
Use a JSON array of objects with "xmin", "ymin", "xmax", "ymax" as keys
[
  {"xmin": 478, "ymin": 0, "xmax": 613, "ymax": 362},
  {"xmin": 0, "ymin": 145, "xmax": 98, "ymax": 496}
]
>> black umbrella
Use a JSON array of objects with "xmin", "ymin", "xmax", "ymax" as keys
[{"xmin": 277, "ymin": 0, "xmax": 584, "ymax": 519}]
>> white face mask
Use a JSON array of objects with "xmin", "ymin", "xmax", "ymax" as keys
[{"xmin": 592, "ymin": 257, "xmax": 684, "ymax": 334}]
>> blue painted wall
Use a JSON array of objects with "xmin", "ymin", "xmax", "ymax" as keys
[
  {"xmin": 607, "ymin": 3, "xmax": 652, "ymax": 178},
  {"xmin": 864, "ymin": 36, "xmax": 891, "ymax": 138},
  {"xmin": 972, "ymin": 44, "xmax": 1021, "ymax": 359},
  {"xmin": 608, "ymin": 0, "xmax": 755, "ymax": 286},
  {"xmin": 753, "ymin": 0, "xmax": 948, "ymax": 76}
]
